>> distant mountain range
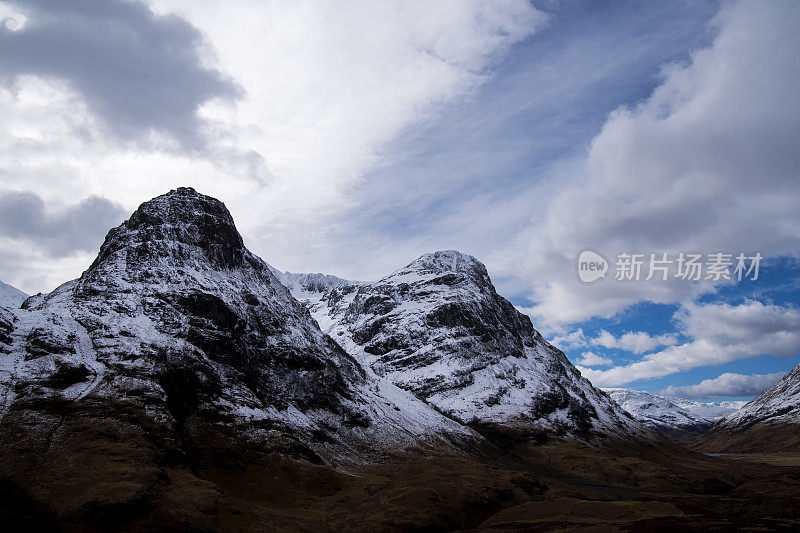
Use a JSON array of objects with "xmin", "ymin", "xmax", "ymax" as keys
[
  {"xmin": 0, "ymin": 189, "xmax": 641, "ymax": 455},
  {"xmin": 603, "ymin": 388, "xmax": 746, "ymax": 444}
]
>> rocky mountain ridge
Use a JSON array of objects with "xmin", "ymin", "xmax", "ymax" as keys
[
  {"xmin": 266, "ymin": 267, "xmax": 354, "ymax": 302},
  {"xmin": 3, "ymin": 188, "xmax": 800, "ymax": 531}
]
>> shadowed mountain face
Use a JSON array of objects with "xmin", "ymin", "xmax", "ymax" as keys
[
  {"xmin": 697, "ymin": 363, "xmax": 800, "ymax": 452},
  {"xmin": 1, "ymin": 188, "xmax": 366, "ymax": 432},
  {"xmin": 73, "ymin": 187, "xmax": 365, "ymax": 416}
]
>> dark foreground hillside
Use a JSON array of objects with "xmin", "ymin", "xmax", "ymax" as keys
[{"xmin": 2, "ymin": 422, "xmax": 800, "ymax": 531}]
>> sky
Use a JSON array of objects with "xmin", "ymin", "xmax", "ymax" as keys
[{"xmin": 0, "ymin": 0, "xmax": 798, "ymax": 401}]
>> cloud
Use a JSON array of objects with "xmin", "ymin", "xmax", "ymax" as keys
[
  {"xmin": 578, "ymin": 300, "xmax": 800, "ymax": 387},
  {"xmin": 591, "ymin": 330, "xmax": 678, "ymax": 355},
  {"xmin": 0, "ymin": 244, "xmax": 92, "ymax": 295},
  {"xmin": 576, "ymin": 351, "xmax": 612, "ymax": 367},
  {"xmin": 0, "ymin": 0, "xmax": 546, "ymax": 292},
  {"xmin": 517, "ymin": 0, "xmax": 800, "ymax": 328},
  {"xmin": 660, "ymin": 372, "xmax": 785, "ymax": 399},
  {"xmin": 250, "ymin": 1, "xmax": 719, "ymax": 286},
  {"xmin": 0, "ymin": 190, "xmax": 126, "ymax": 257},
  {"xmin": 0, "ymin": 0, "xmax": 239, "ymax": 147},
  {"xmin": 550, "ymin": 328, "xmax": 588, "ymax": 351},
  {"xmin": 549, "ymin": 327, "xmax": 677, "ymax": 355}
]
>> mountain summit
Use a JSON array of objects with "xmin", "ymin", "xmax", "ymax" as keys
[
  {"xmin": 86, "ymin": 187, "xmax": 245, "ymax": 274},
  {"xmin": 402, "ymin": 250, "xmax": 489, "ymax": 279}
]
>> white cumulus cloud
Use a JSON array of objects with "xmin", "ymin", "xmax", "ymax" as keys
[
  {"xmin": 590, "ymin": 330, "xmax": 678, "ymax": 355},
  {"xmin": 576, "ymin": 351, "xmax": 612, "ymax": 367},
  {"xmin": 0, "ymin": 0, "xmax": 546, "ymax": 293}
]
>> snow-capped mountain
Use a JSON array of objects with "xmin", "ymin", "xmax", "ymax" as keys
[
  {"xmin": 698, "ymin": 362, "xmax": 800, "ymax": 452},
  {"xmin": 0, "ymin": 188, "xmax": 475, "ymax": 466},
  {"xmin": 604, "ymin": 389, "xmax": 710, "ymax": 430},
  {"xmin": 603, "ymin": 388, "xmax": 745, "ymax": 443},
  {"xmin": 0, "ymin": 279, "xmax": 27, "ymax": 309},
  {"xmin": 305, "ymin": 250, "xmax": 643, "ymax": 441},
  {"xmin": 669, "ymin": 397, "xmax": 747, "ymax": 422}
]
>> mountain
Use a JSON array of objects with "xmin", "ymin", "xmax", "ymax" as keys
[
  {"xmin": 604, "ymin": 388, "xmax": 745, "ymax": 444},
  {"xmin": 302, "ymin": 250, "xmax": 642, "ymax": 442},
  {"xmin": 0, "ymin": 280, "xmax": 27, "ymax": 309},
  {"xmin": 697, "ymin": 362, "xmax": 800, "ymax": 452}
]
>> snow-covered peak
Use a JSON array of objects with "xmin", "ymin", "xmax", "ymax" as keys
[
  {"xmin": 0, "ymin": 280, "xmax": 27, "ymax": 309},
  {"xmin": 603, "ymin": 388, "xmax": 744, "ymax": 430},
  {"xmin": 87, "ymin": 186, "xmax": 245, "ymax": 275},
  {"xmin": 386, "ymin": 250, "xmax": 490, "ymax": 286},
  {"xmin": 403, "ymin": 250, "xmax": 486, "ymax": 275}
]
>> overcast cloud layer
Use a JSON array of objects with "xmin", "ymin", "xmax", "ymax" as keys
[
  {"xmin": 0, "ymin": 191, "xmax": 125, "ymax": 257},
  {"xmin": 0, "ymin": 0, "xmax": 546, "ymax": 292}
]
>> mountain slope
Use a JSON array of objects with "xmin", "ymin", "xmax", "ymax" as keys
[
  {"xmin": 604, "ymin": 388, "xmax": 745, "ymax": 444},
  {"xmin": 307, "ymin": 250, "xmax": 643, "ymax": 442},
  {"xmin": 0, "ymin": 280, "xmax": 27, "ymax": 309},
  {"xmin": 697, "ymin": 362, "xmax": 800, "ymax": 452}
]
